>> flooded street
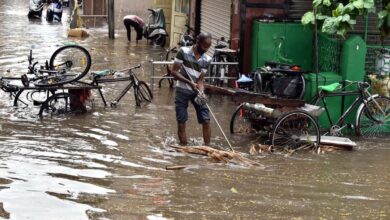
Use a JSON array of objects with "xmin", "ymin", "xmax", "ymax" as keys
[{"xmin": 0, "ymin": 0, "xmax": 389, "ymax": 219}]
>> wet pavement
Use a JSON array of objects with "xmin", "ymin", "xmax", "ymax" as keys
[{"xmin": 0, "ymin": 0, "xmax": 389, "ymax": 219}]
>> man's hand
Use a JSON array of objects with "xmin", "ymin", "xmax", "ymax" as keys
[{"xmin": 190, "ymin": 82, "xmax": 198, "ymax": 90}]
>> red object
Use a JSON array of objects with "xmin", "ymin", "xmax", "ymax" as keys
[{"xmin": 291, "ymin": 66, "xmax": 301, "ymax": 71}]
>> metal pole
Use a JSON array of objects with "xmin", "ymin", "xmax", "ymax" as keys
[
  {"xmin": 70, "ymin": 0, "xmax": 78, "ymax": 29},
  {"xmin": 108, "ymin": 0, "xmax": 115, "ymax": 39},
  {"xmin": 314, "ymin": 7, "xmax": 319, "ymax": 95}
]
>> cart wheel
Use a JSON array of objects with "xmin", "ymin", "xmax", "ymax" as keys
[
  {"xmin": 230, "ymin": 103, "xmax": 267, "ymax": 134},
  {"xmin": 39, "ymin": 92, "xmax": 84, "ymax": 117},
  {"xmin": 136, "ymin": 81, "xmax": 153, "ymax": 102},
  {"xmin": 272, "ymin": 110, "xmax": 320, "ymax": 150}
]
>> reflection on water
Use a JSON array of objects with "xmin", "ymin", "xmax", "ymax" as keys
[{"xmin": 0, "ymin": 0, "xmax": 389, "ymax": 219}]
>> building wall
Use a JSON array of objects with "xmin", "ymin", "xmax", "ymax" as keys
[
  {"xmin": 82, "ymin": 0, "xmax": 153, "ymax": 29},
  {"xmin": 115, "ymin": 0, "xmax": 153, "ymax": 30}
]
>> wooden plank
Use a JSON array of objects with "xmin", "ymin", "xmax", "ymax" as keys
[{"xmin": 204, "ymin": 84, "xmax": 305, "ymax": 107}]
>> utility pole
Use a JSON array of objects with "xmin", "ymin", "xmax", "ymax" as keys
[{"xmin": 108, "ymin": 0, "xmax": 115, "ymax": 39}]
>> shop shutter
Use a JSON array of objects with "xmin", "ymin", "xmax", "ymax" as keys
[{"xmin": 200, "ymin": 0, "xmax": 232, "ymax": 56}]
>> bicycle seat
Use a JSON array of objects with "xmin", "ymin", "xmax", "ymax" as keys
[{"xmin": 318, "ymin": 83, "xmax": 341, "ymax": 92}]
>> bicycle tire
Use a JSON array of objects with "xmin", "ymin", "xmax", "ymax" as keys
[
  {"xmin": 133, "ymin": 85, "xmax": 142, "ymax": 107},
  {"xmin": 356, "ymin": 96, "xmax": 390, "ymax": 138},
  {"xmin": 253, "ymin": 72, "xmax": 263, "ymax": 93},
  {"xmin": 272, "ymin": 110, "xmax": 320, "ymax": 150},
  {"xmin": 35, "ymin": 45, "xmax": 91, "ymax": 87},
  {"xmin": 136, "ymin": 81, "xmax": 153, "ymax": 102}
]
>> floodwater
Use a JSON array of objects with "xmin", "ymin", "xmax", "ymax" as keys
[{"xmin": 0, "ymin": 0, "xmax": 389, "ymax": 219}]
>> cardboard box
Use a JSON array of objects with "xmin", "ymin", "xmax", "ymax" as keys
[{"xmin": 68, "ymin": 28, "xmax": 89, "ymax": 38}]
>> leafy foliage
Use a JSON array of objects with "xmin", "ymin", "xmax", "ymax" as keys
[{"xmin": 302, "ymin": 0, "xmax": 376, "ymax": 37}]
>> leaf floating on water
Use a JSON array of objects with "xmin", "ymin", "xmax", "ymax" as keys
[{"xmin": 230, "ymin": 187, "xmax": 238, "ymax": 194}]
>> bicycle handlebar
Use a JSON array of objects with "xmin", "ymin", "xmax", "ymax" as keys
[{"xmin": 116, "ymin": 64, "xmax": 142, "ymax": 73}]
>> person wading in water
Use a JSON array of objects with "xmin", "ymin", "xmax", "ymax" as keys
[
  {"xmin": 171, "ymin": 32, "xmax": 213, "ymax": 146},
  {"xmin": 123, "ymin": 15, "xmax": 145, "ymax": 43}
]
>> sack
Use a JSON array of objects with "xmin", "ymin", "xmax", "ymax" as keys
[{"xmin": 272, "ymin": 76, "xmax": 299, "ymax": 98}]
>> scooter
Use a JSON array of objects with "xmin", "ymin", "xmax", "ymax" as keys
[
  {"xmin": 28, "ymin": 0, "xmax": 44, "ymax": 19},
  {"xmin": 143, "ymin": 8, "xmax": 168, "ymax": 47},
  {"xmin": 46, "ymin": 0, "xmax": 63, "ymax": 22}
]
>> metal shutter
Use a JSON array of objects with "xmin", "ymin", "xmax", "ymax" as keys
[
  {"xmin": 288, "ymin": 0, "xmax": 312, "ymax": 19},
  {"xmin": 201, "ymin": 0, "xmax": 232, "ymax": 55}
]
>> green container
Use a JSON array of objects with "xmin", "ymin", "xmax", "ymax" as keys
[
  {"xmin": 340, "ymin": 36, "xmax": 367, "ymax": 126},
  {"xmin": 304, "ymin": 72, "xmax": 343, "ymax": 129},
  {"xmin": 250, "ymin": 21, "xmax": 313, "ymax": 72}
]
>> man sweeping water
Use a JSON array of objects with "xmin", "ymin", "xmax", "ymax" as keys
[{"xmin": 171, "ymin": 32, "xmax": 213, "ymax": 146}]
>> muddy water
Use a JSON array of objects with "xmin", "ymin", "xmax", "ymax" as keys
[{"xmin": 0, "ymin": 0, "xmax": 389, "ymax": 219}]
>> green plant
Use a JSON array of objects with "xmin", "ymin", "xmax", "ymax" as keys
[
  {"xmin": 378, "ymin": 0, "xmax": 390, "ymax": 39},
  {"xmin": 302, "ymin": 0, "xmax": 376, "ymax": 37}
]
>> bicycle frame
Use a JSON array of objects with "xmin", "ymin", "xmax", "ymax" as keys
[
  {"xmin": 313, "ymin": 83, "xmax": 382, "ymax": 131},
  {"xmin": 93, "ymin": 69, "xmax": 139, "ymax": 107}
]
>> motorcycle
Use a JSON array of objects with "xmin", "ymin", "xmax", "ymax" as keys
[
  {"xmin": 28, "ymin": 0, "xmax": 44, "ymax": 19},
  {"xmin": 46, "ymin": 0, "xmax": 63, "ymax": 22},
  {"xmin": 143, "ymin": 8, "xmax": 168, "ymax": 47}
]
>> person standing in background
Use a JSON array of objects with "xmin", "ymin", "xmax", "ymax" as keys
[{"xmin": 123, "ymin": 15, "xmax": 145, "ymax": 43}]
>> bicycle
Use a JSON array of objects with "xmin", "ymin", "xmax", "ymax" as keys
[
  {"xmin": 312, "ymin": 80, "xmax": 389, "ymax": 138},
  {"xmin": 92, "ymin": 64, "xmax": 153, "ymax": 107},
  {"xmin": 22, "ymin": 44, "xmax": 91, "ymax": 87},
  {"xmin": 208, "ymin": 37, "xmax": 237, "ymax": 87}
]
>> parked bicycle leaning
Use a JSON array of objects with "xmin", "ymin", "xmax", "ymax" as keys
[
  {"xmin": 159, "ymin": 24, "xmax": 195, "ymax": 88},
  {"xmin": 208, "ymin": 37, "xmax": 238, "ymax": 87}
]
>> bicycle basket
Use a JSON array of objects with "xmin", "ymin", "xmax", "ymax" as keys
[{"xmin": 272, "ymin": 76, "xmax": 299, "ymax": 98}]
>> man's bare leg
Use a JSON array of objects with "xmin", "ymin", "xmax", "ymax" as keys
[
  {"xmin": 178, "ymin": 123, "xmax": 188, "ymax": 146},
  {"xmin": 202, "ymin": 121, "xmax": 211, "ymax": 146}
]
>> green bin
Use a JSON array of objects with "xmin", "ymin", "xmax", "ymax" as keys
[
  {"xmin": 250, "ymin": 21, "xmax": 313, "ymax": 71},
  {"xmin": 304, "ymin": 72, "xmax": 343, "ymax": 129},
  {"xmin": 340, "ymin": 36, "xmax": 367, "ymax": 125}
]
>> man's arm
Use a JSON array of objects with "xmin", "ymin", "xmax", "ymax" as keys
[
  {"xmin": 171, "ymin": 63, "xmax": 197, "ymax": 89},
  {"xmin": 196, "ymin": 71, "xmax": 205, "ymax": 92}
]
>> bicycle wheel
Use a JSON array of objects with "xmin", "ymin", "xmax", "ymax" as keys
[
  {"xmin": 272, "ymin": 110, "xmax": 320, "ymax": 150},
  {"xmin": 253, "ymin": 71, "xmax": 263, "ymax": 93},
  {"xmin": 39, "ymin": 92, "xmax": 84, "ymax": 116},
  {"xmin": 159, "ymin": 48, "xmax": 176, "ymax": 88},
  {"xmin": 356, "ymin": 96, "xmax": 390, "ymax": 138},
  {"xmin": 36, "ymin": 45, "xmax": 91, "ymax": 87},
  {"xmin": 136, "ymin": 81, "xmax": 153, "ymax": 102},
  {"xmin": 209, "ymin": 56, "xmax": 220, "ymax": 85}
]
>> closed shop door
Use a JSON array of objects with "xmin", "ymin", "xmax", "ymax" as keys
[{"xmin": 201, "ymin": 0, "xmax": 232, "ymax": 55}]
